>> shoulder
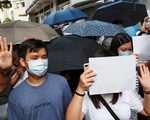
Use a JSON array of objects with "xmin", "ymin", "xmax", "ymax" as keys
[
  {"xmin": 46, "ymin": 73, "xmax": 68, "ymax": 84},
  {"xmin": 121, "ymin": 90, "xmax": 143, "ymax": 101},
  {"xmin": 9, "ymin": 80, "xmax": 27, "ymax": 101},
  {"xmin": 46, "ymin": 73, "xmax": 66, "ymax": 80}
]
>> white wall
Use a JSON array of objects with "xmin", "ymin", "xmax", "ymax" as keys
[{"xmin": 24, "ymin": 0, "xmax": 35, "ymax": 10}]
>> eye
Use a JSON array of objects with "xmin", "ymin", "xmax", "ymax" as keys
[
  {"xmin": 31, "ymin": 57, "xmax": 38, "ymax": 60},
  {"xmin": 42, "ymin": 55, "xmax": 48, "ymax": 59},
  {"xmin": 121, "ymin": 48, "xmax": 126, "ymax": 51}
]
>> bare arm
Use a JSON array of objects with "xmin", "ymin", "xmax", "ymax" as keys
[
  {"xmin": 66, "ymin": 70, "xmax": 96, "ymax": 120},
  {"xmin": 138, "ymin": 64, "xmax": 150, "ymax": 116},
  {"xmin": 0, "ymin": 37, "xmax": 13, "ymax": 93}
]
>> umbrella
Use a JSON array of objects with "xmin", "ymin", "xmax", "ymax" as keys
[
  {"xmin": 0, "ymin": 20, "xmax": 59, "ymax": 44},
  {"xmin": 64, "ymin": 20, "xmax": 125, "ymax": 37},
  {"xmin": 123, "ymin": 25, "xmax": 140, "ymax": 37},
  {"xmin": 47, "ymin": 35, "xmax": 103, "ymax": 72},
  {"xmin": 43, "ymin": 8, "xmax": 88, "ymax": 25},
  {"xmin": 91, "ymin": 0, "xmax": 148, "ymax": 27}
]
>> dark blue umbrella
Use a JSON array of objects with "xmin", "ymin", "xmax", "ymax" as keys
[
  {"xmin": 91, "ymin": 0, "xmax": 147, "ymax": 27},
  {"xmin": 64, "ymin": 20, "xmax": 125, "ymax": 37},
  {"xmin": 43, "ymin": 8, "xmax": 88, "ymax": 25}
]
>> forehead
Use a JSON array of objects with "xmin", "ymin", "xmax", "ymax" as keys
[
  {"xmin": 26, "ymin": 48, "xmax": 47, "ymax": 57},
  {"xmin": 120, "ymin": 42, "xmax": 132, "ymax": 48}
]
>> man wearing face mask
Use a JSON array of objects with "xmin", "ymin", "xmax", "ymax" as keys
[{"xmin": 7, "ymin": 39, "xmax": 72, "ymax": 120}]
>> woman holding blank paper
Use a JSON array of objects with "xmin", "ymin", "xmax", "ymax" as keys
[
  {"xmin": 66, "ymin": 50, "xmax": 150, "ymax": 120},
  {"xmin": 109, "ymin": 32, "xmax": 148, "ymax": 120}
]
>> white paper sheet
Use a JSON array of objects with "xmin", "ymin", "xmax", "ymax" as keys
[
  {"xmin": 89, "ymin": 56, "xmax": 136, "ymax": 95},
  {"xmin": 132, "ymin": 35, "xmax": 150, "ymax": 61}
]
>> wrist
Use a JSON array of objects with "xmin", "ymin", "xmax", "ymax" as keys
[
  {"xmin": 143, "ymin": 90, "xmax": 150, "ymax": 95},
  {"xmin": 0, "ymin": 67, "xmax": 12, "ymax": 76},
  {"xmin": 76, "ymin": 86, "xmax": 85, "ymax": 94},
  {"xmin": 74, "ymin": 91, "xmax": 85, "ymax": 97},
  {"xmin": 143, "ymin": 88, "xmax": 150, "ymax": 95},
  {"xmin": 16, "ymin": 74, "xmax": 20, "ymax": 78}
]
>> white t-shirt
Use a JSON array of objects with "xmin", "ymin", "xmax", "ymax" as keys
[{"xmin": 82, "ymin": 90, "xmax": 143, "ymax": 120}]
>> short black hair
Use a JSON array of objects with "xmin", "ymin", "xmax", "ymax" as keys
[{"xmin": 17, "ymin": 38, "xmax": 48, "ymax": 60}]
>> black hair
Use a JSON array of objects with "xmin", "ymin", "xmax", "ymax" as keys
[
  {"xmin": 147, "ymin": 30, "xmax": 150, "ymax": 35},
  {"xmin": 89, "ymin": 49, "xmax": 121, "ymax": 109},
  {"xmin": 94, "ymin": 49, "xmax": 114, "ymax": 57},
  {"xmin": 17, "ymin": 38, "xmax": 48, "ymax": 60},
  {"xmin": 138, "ymin": 31, "xmax": 147, "ymax": 36},
  {"xmin": 109, "ymin": 33, "xmax": 133, "ymax": 56}
]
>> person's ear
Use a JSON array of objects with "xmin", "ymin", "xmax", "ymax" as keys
[{"xmin": 19, "ymin": 58, "xmax": 26, "ymax": 67}]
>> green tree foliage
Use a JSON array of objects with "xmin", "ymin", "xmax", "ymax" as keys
[{"xmin": 2, "ymin": 17, "xmax": 12, "ymax": 23}]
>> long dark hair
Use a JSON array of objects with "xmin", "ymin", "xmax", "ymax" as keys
[
  {"xmin": 109, "ymin": 33, "xmax": 133, "ymax": 56},
  {"xmin": 89, "ymin": 49, "xmax": 121, "ymax": 109}
]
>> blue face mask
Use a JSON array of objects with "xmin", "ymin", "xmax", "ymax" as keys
[
  {"xmin": 118, "ymin": 51, "xmax": 132, "ymax": 56},
  {"xmin": 27, "ymin": 59, "xmax": 48, "ymax": 77}
]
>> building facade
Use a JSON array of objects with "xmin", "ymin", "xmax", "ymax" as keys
[
  {"xmin": 10, "ymin": 0, "xmax": 28, "ymax": 21},
  {"xmin": 24, "ymin": 0, "xmax": 150, "ymax": 24},
  {"xmin": 0, "ymin": 0, "xmax": 28, "ymax": 22},
  {"xmin": 0, "ymin": 0, "xmax": 148, "ymax": 23},
  {"xmin": 24, "ymin": 0, "xmax": 114, "ymax": 23}
]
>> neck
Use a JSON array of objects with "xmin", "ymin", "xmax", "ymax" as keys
[{"xmin": 26, "ymin": 74, "xmax": 46, "ymax": 86}]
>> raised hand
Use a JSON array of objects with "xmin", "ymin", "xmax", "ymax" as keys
[
  {"xmin": 77, "ymin": 69, "xmax": 96, "ymax": 92},
  {"xmin": 138, "ymin": 64, "xmax": 150, "ymax": 91},
  {"xmin": 0, "ymin": 37, "xmax": 13, "ymax": 70}
]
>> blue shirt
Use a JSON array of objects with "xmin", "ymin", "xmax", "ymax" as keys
[{"xmin": 8, "ymin": 73, "xmax": 72, "ymax": 120}]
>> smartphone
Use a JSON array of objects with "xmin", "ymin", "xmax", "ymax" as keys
[{"xmin": 83, "ymin": 63, "xmax": 89, "ymax": 71}]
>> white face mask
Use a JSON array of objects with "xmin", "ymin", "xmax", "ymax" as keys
[
  {"xmin": 118, "ymin": 51, "xmax": 132, "ymax": 56},
  {"xmin": 27, "ymin": 59, "xmax": 48, "ymax": 77}
]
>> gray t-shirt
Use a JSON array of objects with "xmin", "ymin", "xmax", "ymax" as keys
[{"xmin": 8, "ymin": 73, "xmax": 72, "ymax": 120}]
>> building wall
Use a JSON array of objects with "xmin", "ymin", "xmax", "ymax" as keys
[
  {"xmin": 24, "ymin": 0, "xmax": 56, "ymax": 23},
  {"xmin": 11, "ymin": 0, "xmax": 28, "ymax": 21},
  {"xmin": 23, "ymin": 0, "xmax": 150, "ymax": 24},
  {"xmin": 24, "ymin": 0, "xmax": 34, "ymax": 10}
]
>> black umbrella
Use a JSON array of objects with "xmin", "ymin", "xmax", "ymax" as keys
[
  {"xmin": 91, "ymin": 1, "xmax": 147, "ymax": 27},
  {"xmin": 47, "ymin": 35, "xmax": 103, "ymax": 72}
]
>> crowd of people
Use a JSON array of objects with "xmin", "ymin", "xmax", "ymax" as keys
[{"xmin": 0, "ymin": 11, "xmax": 150, "ymax": 120}]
